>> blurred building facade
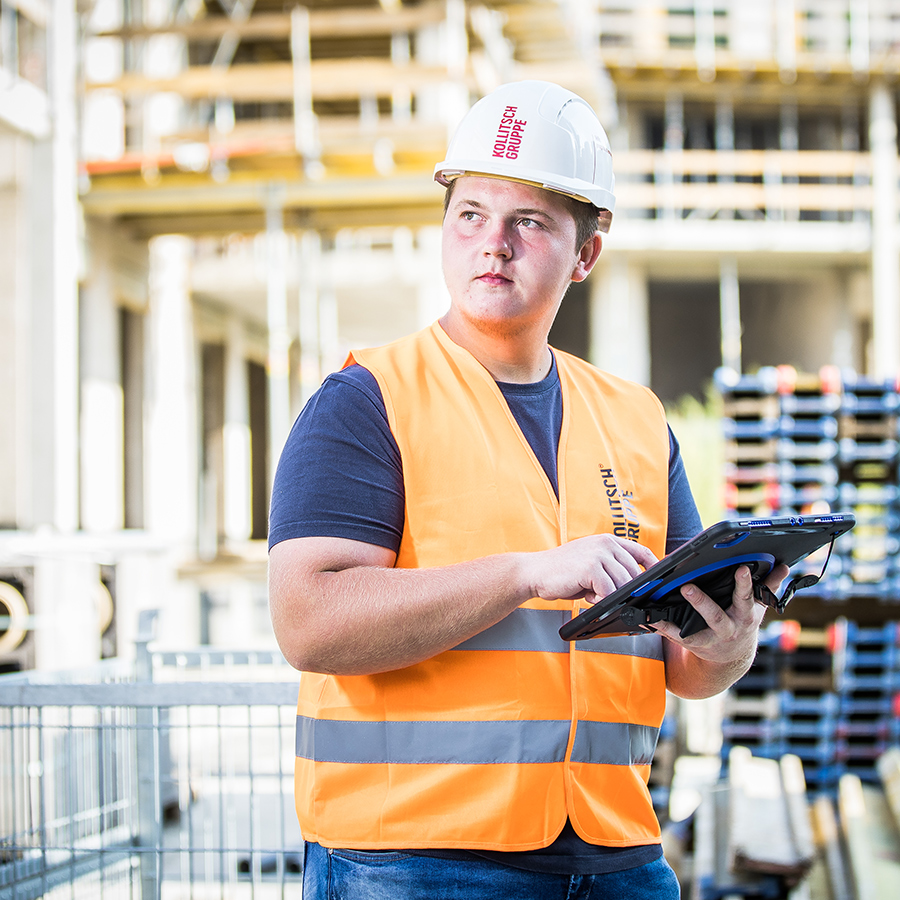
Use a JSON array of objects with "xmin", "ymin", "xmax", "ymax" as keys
[{"xmin": 1, "ymin": 0, "xmax": 899, "ymax": 670}]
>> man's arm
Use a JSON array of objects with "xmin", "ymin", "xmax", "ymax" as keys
[
  {"xmin": 268, "ymin": 533, "xmax": 658, "ymax": 675},
  {"xmin": 658, "ymin": 563, "xmax": 790, "ymax": 699}
]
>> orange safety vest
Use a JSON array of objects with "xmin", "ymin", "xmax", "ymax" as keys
[{"xmin": 294, "ymin": 322, "xmax": 670, "ymax": 851}]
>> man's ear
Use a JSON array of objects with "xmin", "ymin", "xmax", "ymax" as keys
[{"xmin": 572, "ymin": 233, "xmax": 603, "ymax": 283}]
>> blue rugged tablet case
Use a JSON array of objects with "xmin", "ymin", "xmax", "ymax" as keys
[{"xmin": 558, "ymin": 513, "xmax": 856, "ymax": 641}]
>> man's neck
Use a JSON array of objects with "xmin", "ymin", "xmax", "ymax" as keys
[{"xmin": 438, "ymin": 315, "xmax": 552, "ymax": 384}]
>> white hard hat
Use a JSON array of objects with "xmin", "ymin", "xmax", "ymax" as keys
[{"xmin": 434, "ymin": 80, "xmax": 615, "ymax": 232}]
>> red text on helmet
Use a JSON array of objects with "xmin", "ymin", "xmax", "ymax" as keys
[{"xmin": 492, "ymin": 106, "xmax": 527, "ymax": 160}]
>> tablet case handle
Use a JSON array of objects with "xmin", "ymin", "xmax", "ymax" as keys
[{"xmin": 752, "ymin": 534, "xmax": 837, "ymax": 614}]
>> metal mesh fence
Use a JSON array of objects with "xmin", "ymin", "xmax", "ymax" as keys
[{"xmin": 0, "ymin": 622, "xmax": 302, "ymax": 900}]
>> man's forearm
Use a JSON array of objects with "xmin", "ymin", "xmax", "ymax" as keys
[
  {"xmin": 663, "ymin": 639, "xmax": 757, "ymax": 700},
  {"xmin": 268, "ymin": 533, "xmax": 658, "ymax": 677},
  {"xmin": 269, "ymin": 543, "xmax": 533, "ymax": 675}
]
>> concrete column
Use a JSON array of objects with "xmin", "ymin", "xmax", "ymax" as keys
[
  {"xmin": 298, "ymin": 230, "xmax": 322, "ymax": 407},
  {"xmin": 662, "ymin": 93, "xmax": 684, "ymax": 221},
  {"xmin": 776, "ymin": 0, "xmax": 797, "ymax": 79},
  {"xmin": 415, "ymin": 0, "xmax": 469, "ymax": 133},
  {"xmin": 223, "ymin": 314, "xmax": 251, "ymax": 543},
  {"xmin": 265, "ymin": 193, "xmax": 292, "ymax": 485},
  {"xmin": 145, "ymin": 235, "xmax": 197, "ymax": 544},
  {"xmin": 780, "ymin": 100, "xmax": 800, "ymax": 221},
  {"xmin": 391, "ymin": 33, "xmax": 413, "ymax": 123},
  {"xmin": 589, "ymin": 257, "xmax": 650, "ymax": 386},
  {"xmin": 80, "ymin": 0, "xmax": 125, "ymax": 161},
  {"xmin": 694, "ymin": 0, "xmax": 716, "ymax": 79},
  {"xmin": 416, "ymin": 226, "xmax": 447, "ymax": 327},
  {"xmin": 80, "ymin": 223, "xmax": 125, "ymax": 533},
  {"xmin": 29, "ymin": 0, "xmax": 80, "ymax": 532},
  {"xmin": 720, "ymin": 256, "xmax": 742, "ymax": 374},
  {"xmin": 849, "ymin": 0, "xmax": 871, "ymax": 76},
  {"xmin": 290, "ymin": 5, "xmax": 321, "ymax": 171},
  {"xmin": 832, "ymin": 271, "xmax": 858, "ymax": 371},
  {"xmin": 730, "ymin": 3, "xmax": 774, "ymax": 60},
  {"xmin": 869, "ymin": 82, "xmax": 900, "ymax": 377},
  {"xmin": 716, "ymin": 98, "xmax": 735, "ymax": 220},
  {"xmin": 318, "ymin": 239, "xmax": 341, "ymax": 377},
  {"xmin": 0, "ymin": 134, "xmax": 29, "ymax": 529},
  {"xmin": 145, "ymin": 235, "xmax": 202, "ymax": 648},
  {"xmin": 33, "ymin": 555, "xmax": 100, "ymax": 670}
]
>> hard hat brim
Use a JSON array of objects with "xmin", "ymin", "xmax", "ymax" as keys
[{"xmin": 434, "ymin": 167, "xmax": 613, "ymax": 234}]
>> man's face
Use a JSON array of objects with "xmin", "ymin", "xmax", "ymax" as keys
[{"xmin": 441, "ymin": 176, "xmax": 597, "ymax": 341}]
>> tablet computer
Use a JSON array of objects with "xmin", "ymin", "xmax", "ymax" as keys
[{"xmin": 558, "ymin": 513, "xmax": 856, "ymax": 642}]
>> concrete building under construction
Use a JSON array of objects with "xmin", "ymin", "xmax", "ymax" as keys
[{"xmin": 2, "ymin": 0, "xmax": 900, "ymax": 671}]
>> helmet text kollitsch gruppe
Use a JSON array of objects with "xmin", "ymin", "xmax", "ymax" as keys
[{"xmin": 492, "ymin": 106, "xmax": 527, "ymax": 160}]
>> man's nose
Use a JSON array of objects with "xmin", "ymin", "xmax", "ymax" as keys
[{"xmin": 483, "ymin": 221, "xmax": 512, "ymax": 258}]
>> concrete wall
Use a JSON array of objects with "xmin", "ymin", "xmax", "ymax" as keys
[{"xmin": 741, "ymin": 272, "xmax": 866, "ymax": 375}]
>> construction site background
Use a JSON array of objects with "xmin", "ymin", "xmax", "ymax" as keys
[{"xmin": 3, "ymin": 3, "xmax": 900, "ymax": 897}]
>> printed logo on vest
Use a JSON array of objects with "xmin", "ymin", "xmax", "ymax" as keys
[
  {"xmin": 493, "ymin": 106, "xmax": 527, "ymax": 160},
  {"xmin": 599, "ymin": 465, "xmax": 641, "ymax": 542}
]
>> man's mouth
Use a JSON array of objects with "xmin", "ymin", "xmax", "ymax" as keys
[{"xmin": 477, "ymin": 272, "xmax": 512, "ymax": 285}]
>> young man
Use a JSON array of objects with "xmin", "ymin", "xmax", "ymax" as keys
[{"xmin": 268, "ymin": 81, "xmax": 787, "ymax": 899}]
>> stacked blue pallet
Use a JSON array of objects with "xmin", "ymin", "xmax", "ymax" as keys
[
  {"xmin": 720, "ymin": 621, "xmax": 838, "ymax": 789},
  {"xmin": 720, "ymin": 619, "xmax": 900, "ymax": 791},
  {"xmin": 776, "ymin": 689, "xmax": 844, "ymax": 790},
  {"xmin": 718, "ymin": 367, "xmax": 781, "ymax": 515},
  {"xmin": 776, "ymin": 365, "xmax": 842, "ymax": 518},
  {"xmin": 717, "ymin": 365, "xmax": 900, "ymax": 594},
  {"xmin": 832, "ymin": 619, "xmax": 900, "ymax": 782},
  {"xmin": 828, "ymin": 484, "xmax": 900, "ymax": 598},
  {"xmin": 716, "ymin": 367, "xmax": 900, "ymax": 790},
  {"xmin": 716, "ymin": 367, "xmax": 842, "ymax": 576},
  {"xmin": 835, "ymin": 375, "xmax": 900, "ymax": 596}
]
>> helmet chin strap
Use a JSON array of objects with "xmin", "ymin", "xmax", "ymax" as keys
[{"xmin": 752, "ymin": 535, "xmax": 837, "ymax": 614}]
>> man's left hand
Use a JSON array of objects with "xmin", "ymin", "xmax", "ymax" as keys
[{"xmin": 654, "ymin": 562, "xmax": 790, "ymax": 698}]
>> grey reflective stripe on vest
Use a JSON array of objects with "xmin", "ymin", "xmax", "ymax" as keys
[
  {"xmin": 576, "ymin": 633, "xmax": 664, "ymax": 661},
  {"xmin": 452, "ymin": 607, "xmax": 664, "ymax": 661},
  {"xmin": 571, "ymin": 721, "xmax": 660, "ymax": 766},
  {"xmin": 296, "ymin": 716, "xmax": 569, "ymax": 764},
  {"xmin": 453, "ymin": 607, "xmax": 569, "ymax": 653},
  {"xmin": 296, "ymin": 716, "xmax": 659, "ymax": 767}
]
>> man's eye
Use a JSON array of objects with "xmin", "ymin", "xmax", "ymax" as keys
[
  {"xmin": 461, "ymin": 210, "xmax": 479, "ymax": 221},
  {"xmin": 520, "ymin": 218, "xmax": 541, "ymax": 228}
]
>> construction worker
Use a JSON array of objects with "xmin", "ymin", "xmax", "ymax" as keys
[{"xmin": 268, "ymin": 80, "xmax": 788, "ymax": 899}]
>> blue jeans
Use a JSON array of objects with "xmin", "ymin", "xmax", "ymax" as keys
[{"xmin": 302, "ymin": 842, "xmax": 680, "ymax": 899}]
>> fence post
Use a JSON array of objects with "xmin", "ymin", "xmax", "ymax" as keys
[{"xmin": 134, "ymin": 610, "xmax": 160, "ymax": 900}]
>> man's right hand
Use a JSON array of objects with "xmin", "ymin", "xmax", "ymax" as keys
[{"xmin": 523, "ymin": 534, "xmax": 658, "ymax": 606}]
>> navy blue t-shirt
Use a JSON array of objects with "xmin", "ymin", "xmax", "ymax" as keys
[{"xmin": 269, "ymin": 357, "xmax": 703, "ymax": 875}]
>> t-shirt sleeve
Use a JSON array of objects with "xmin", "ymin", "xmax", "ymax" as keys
[
  {"xmin": 666, "ymin": 425, "xmax": 704, "ymax": 554},
  {"xmin": 267, "ymin": 365, "xmax": 405, "ymax": 552}
]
